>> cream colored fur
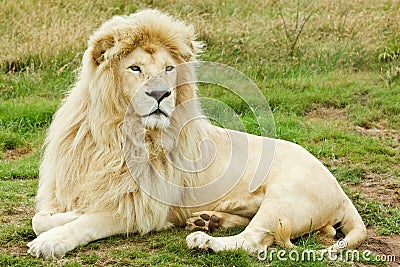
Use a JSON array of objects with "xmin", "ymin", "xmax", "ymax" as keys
[{"xmin": 27, "ymin": 9, "xmax": 366, "ymax": 258}]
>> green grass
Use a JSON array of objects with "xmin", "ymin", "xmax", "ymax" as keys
[{"xmin": 1, "ymin": 0, "xmax": 399, "ymax": 266}]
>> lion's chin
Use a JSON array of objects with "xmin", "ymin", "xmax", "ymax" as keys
[{"xmin": 141, "ymin": 114, "xmax": 171, "ymax": 129}]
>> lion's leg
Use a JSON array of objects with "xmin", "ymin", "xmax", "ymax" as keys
[
  {"xmin": 185, "ymin": 211, "xmax": 250, "ymax": 231},
  {"xmin": 32, "ymin": 210, "xmax": 82, "ymax": 236},
  {"xmin": 315, "ymin": 225, "xmax": 337, "ymax": 247},
  {"xmin": 27, "ymin": 212, "xmax": 128, "ymax": 258},
  {"xmin": 318, "ymin": 225, "xmax": 336, "ymax": 239},
  {"xmin": 186, "ymin": 229, "xmax": 275, "ymax": 253},
  {"xmin": 186, "ymin": 199, "xmax": 284, "ymax": 252},
  {"xmin": 185, "ymin": 194, "xmax": 262, "ymax": 232},
  {"xmin": 212, "ymin": 197, "xmax": 263, "ymax": 218}
]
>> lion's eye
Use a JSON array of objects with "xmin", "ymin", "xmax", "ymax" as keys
[
  {"xmin": 128, "ymin": 65, "xmax": 141, "ymax": 73},
  {"xmin": 165, "ymin": 66, "xmax": 175, "ymax": 72}
]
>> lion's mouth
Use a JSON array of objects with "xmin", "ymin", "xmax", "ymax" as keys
[{"xmin": 146, "ymin": 108, "xmax": 169, "ymax": 117}]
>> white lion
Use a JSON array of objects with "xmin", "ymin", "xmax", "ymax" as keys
[{"xmin": 27, "ymin": 9, "xmax": 366, "ymax": 258}]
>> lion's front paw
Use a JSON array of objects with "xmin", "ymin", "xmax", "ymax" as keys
[
  {"xmin": 186, "ymin": 231, "xmax": 214, "ymax": 250},
  {"xmin": 27, "ymin": 229, "xmax": 75, "ymax": 258},
  {"xmin": 186, "ymin": 231, "xmax": 224, "ymax": 252},
  {"xmin": 185, "ymin": 211, "xmax": 220, "ymax": 232}
]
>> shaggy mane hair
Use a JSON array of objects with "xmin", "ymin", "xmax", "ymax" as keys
[{"xmin": 37, "ymin": 9, "xmax": 209, "ymax": 234}]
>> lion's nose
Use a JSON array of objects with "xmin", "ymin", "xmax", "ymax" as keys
[{"xmin": 146, "ymin": 90, "xmax": 171, "ymax": 103}]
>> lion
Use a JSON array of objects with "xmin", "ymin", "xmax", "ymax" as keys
[{"xmin": 27, "ymin": 9, "xmax": 366, "ymax": 258}]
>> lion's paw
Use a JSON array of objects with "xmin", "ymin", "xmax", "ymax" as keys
[
  {"xmin": 32, "ymin": 210, "xmax": 82, "ymax": 236},
  {"xmin": 185, "ymin": 211, "xmax": 220, "ymax": 232},
  {"xmin": 27, "ymin": 229, "xmax": 75, "ymax": 258},
  {"xmin": 186, "ymin": 231, "xmax": 218, "ymax": 251}
]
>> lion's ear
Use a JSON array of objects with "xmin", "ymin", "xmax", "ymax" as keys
[
  {"xmin": 182, "ymin": 25, "xmax": 205, "ymax": 60},
  {"xmin": 91, "ymin": 36, "xmax": 114, "ymax": 65},
  {"xmin": 190, "ymin": 40, "xmax": 205, "ymax": 56},
  {"xmin": 181, "ymin": 40, "xmax": 204, "ymax": 62}
]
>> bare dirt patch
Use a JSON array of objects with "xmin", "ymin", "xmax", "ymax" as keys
[
  {"xmin": 354, "ymin": 173, "xmax": 400, "ymax": 208},
  {"xmin": 359, "ymin": 228, "xmax": 400, "ymax": 267},
  {"xmin": 1, "ymin": 147, "xmax": 31, "ymax": 162},
  {"xmin": 354, "ymin": 124, "xmax": 400, "ymax": 150},
  {"xmin": 306, "ymin": 106, "xmax": 348, "ymax": 123}
]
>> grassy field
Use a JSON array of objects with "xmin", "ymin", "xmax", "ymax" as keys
[{"xmin": 1, "ymin": 0, "xmax": 399, "ymax": 266}]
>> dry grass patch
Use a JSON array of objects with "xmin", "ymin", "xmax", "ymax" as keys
[{"xmin": 2, "ymin": 0, "xmax": 400, "ymax": 68}]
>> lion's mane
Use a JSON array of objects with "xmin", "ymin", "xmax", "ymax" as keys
[{"xmin": 37, "ymin": 10, "xmax": 208, "ymax": 234}]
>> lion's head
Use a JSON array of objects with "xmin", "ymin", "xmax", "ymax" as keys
[{"xmin": 81, "ymin": 9, "xmax": 204, "ymax": 130}]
